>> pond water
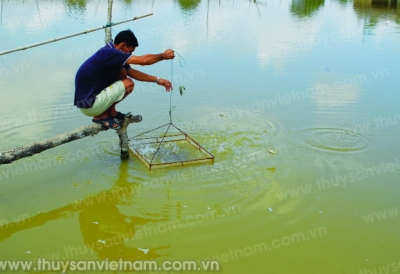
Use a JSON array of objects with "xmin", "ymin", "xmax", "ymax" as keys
[{"xmin": 0, "ymin": 0, "xmax": 399, "ymax": 273}]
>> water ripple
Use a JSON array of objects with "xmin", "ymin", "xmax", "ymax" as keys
[{"xmin": 299, "ymin": 128, "xmax": 368, "ymax": 153}]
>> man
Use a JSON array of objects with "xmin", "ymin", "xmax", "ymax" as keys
[{"xmin": 74, "ymin": 29, "xmax": 175, "ymax": 129}]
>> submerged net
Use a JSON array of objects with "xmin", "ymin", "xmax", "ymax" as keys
[{"xmin": 128, "ymin": 123, "xmax": 214, "ymax": 170}]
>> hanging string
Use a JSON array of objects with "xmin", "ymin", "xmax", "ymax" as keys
[
  {"xmin": 174, "ymin": 51, "xmax": 186, "ymax": 67},
  {"xmin": 169, "ymin": 58, "xmax": 174, "ymax": 124},
  {"xmin": 169, "ymin": 50, "xmax": 186, "ymax": 124},
  {"xmin": 149, "ymin": 51, "xmax": 185, "ymax": 163}
]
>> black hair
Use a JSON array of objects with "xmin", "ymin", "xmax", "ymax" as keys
[{"xmin": 114, "ymin": 29, "xmax": 139, "ymax": 47}]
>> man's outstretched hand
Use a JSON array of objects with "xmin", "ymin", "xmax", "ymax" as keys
[
  {"xmin": 158, "ymin": 78, "xmax": 173, "ymax": 92},
  {"xmin": 163, "ymin": 49, "xmax": 175, "ymax": 60}
]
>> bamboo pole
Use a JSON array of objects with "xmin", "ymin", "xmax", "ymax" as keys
[
  {"xmin": 105, "ymin": 0, "xmax": 113, "ymax": 43},
  {"xmin": 0, "ymin": 13, "xmax": 152, "ymax": 57}
]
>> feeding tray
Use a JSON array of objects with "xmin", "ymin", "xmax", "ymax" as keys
[{"xmin": 128, "ymin": 123, "xmax": 214, "ymax": 170}]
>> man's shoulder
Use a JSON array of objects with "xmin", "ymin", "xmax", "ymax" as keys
[
  {"xmin": 95, "ymin": 43, "xmax": 115, "ymax": 54},
  {"xmin": 80, "ymin": 42, "xmax": 131, "ymax": 68},
  {"xmin": 86, "ymin": 44, "xmax": 118, "ymax": 64},
  {"xmin": 95, "ymin": 43, "xmax": 127, "ymax": 57}
]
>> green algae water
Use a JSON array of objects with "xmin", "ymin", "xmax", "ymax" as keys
[{"xmin": 1, "ymin": 0, "xmax": 400, "ymax": 273}]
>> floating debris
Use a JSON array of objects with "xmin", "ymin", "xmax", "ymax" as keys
[
  {"xmin": 138, "ymin": 248, "xmax": 149, "ymax": 254},
  {"xmin": 268, "ymin": 207, "xmax": 273, "ymax": 212},
  {"xmin": 92, "ymin": 222, "xmax": 99, "ymax": 225},
  {"xmin": 98, "ymin": 240, "xmax": 106, "ymax": 244},
  {"xmin": 268, "ymin": 149, "xmax": 277, "ymax": 155},
  {"xmin": 266, "ymin": 167, "xmax": 276, "ymax": 173},
  {"xmin": 25, "ymin": 251, "xmax": 31, "ymax": 254}
]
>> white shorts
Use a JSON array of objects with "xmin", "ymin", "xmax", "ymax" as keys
[{"xmin": 80, "ymin": 81, "xmax": 125, "ymax": 117}]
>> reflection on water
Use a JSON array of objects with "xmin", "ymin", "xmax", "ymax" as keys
[
  {"xmin": 334, "ymin": 0, "xmax": 352, "ymax": 6},
  {"xmin": 355, "ymin": 0, "xmax": 399, "ymax": 8},
  {"xmin": 0, "ymin": 162, "xmax": 163, "ymax": 261},
  {"xmin": 354, "ymin": 0, "xmax": 400, "ymax": 31},
  {"xmin": 77, "ymin": 162, "xmax": 164, "ymax": 260},
  {"xmin": 291, "ymin": 0, "xmax": 325, "ymax": 18},
  {"xmin": 176, "ymin": 0, "xmax": 201, "ymax": 11},
  {"xmin": 66, "ymin": 0, "xmax": 87, "ymax": 10},
  {"xmin": 64, "ymin": 0, "xmax": 203, "ymax": 12},
  {"xmin": 0, "ymin": 0, "xmax": 3, "ymax": 27}
]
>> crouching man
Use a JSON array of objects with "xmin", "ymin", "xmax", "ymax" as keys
[{"xmin": 74, "ymin": 29, "xmax": 175, "ymax": 129}]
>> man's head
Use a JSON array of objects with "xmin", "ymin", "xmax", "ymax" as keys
[{"xmin": 114, "ymin": 29, "xmax": 138, "ymax": 53}]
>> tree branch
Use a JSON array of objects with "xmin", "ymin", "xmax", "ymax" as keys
[{"xmin": 0, "ymin": 113, "xmax": 142, "ymax": 165}]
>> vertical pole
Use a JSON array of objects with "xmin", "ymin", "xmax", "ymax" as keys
[
  {"xmin": 117, "ymin": 119, "xmax": 130, "ymax": 160},
  {"xmin": 206, "ymin": 0, "xmax": 210, "ymax": 38},
  {"xmin": 105, "ymin": 0, "xmax": 113, "ymax": 43},
  {"xmin": 36, "ymin": 0, "xmax": 42, "ymax": 23},
  {"xmin": 0, "ymin": 0, "xmax": 3, "ymax": 27}
]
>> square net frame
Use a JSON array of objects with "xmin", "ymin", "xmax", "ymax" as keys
[
  {"xmin": 128, "ymin": 53, "xmax": 214, "ymax": 170},
  {"xmin": 128, "ymin": 122, "xmax": 214, "ymax": 170}
]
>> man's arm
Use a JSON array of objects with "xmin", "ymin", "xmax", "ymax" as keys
[
  {"xmin": 127, "ymin": 68, "xmax": 157, "ymax": 82},
  {"xmin": 127, "ymin": 68, "xmax": 173, "ymax": 92},
  {"xmin": 127, "ymin": 49, "xmax": 175, "ymax": 66}
]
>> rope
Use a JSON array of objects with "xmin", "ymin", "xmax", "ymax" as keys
[
  {"xmin": 130, "ymin": 51, "xmax": 186, "ymax": 164},
  {"xmin": 128, "ymin": 53, "xmax": 185, "ymax": 140},
  {"xmin": 147, "ymin": 51, "xmax": 186, "ymax": 163},
  {"xmin": 0, "ymin": 13, "xmax": 153, "ymax": 57},
  {"xmin": 168, "ymin": 51, "xmax": 186, "ymax": 123},
  {"xmin": 169, "ymin": 57, "xmax": 174, "ymax": 123}
]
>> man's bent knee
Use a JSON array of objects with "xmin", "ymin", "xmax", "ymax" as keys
[{"xmin": 122, "ymin": 78, "xmax": 134, "ymax": 95}]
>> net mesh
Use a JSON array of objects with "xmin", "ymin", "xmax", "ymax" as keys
[{"xmin": 128, "ymin": 123, "xmax": 214, "ymax": 170}]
